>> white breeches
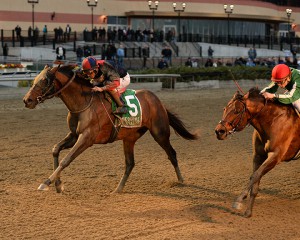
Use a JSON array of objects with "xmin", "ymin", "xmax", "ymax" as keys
[
  {"xmin": 117, "ymin": 73, "xmax": 130, "ymax": 94},
  {"xmin": 292, "ymin": 98, "xmax": 300, "ymax": 113}
]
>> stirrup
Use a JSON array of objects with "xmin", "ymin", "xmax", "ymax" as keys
[{"xmin": 113, "ymin": 106, "xmax": 128, "ymax": 115}]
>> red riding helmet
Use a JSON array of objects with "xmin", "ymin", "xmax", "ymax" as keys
[
  {"xmin": 271, "ymin": 64, "xmax": 291, "ymax": 82},
  {"xmin": 81, "ymin": 56, "xmax": 98, "ymax": 71}
]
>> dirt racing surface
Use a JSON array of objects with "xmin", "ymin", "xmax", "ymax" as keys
[{"xmin": 0, "ymin": 87, "xmax": 299, "ymax": 240}]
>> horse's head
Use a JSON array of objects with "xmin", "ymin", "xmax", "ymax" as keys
[
  {"xmin": 215, "ymin": 88, "xmax": 260, "ymax": 140},
  {"xmin": 23, "ymin": 64, "xmax": 76, "ymax": 109}
]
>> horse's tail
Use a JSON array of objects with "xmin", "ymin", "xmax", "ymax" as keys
[{"xmin": 167, "ymin": 109, "xmax": 199, "ymax": 140}]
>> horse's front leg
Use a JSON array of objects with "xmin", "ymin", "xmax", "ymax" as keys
[
  {"xmin": 51, "ymin": 132, "xmax": 78, "ymax": 193},
  {"xmin": 233, "ymin": 152, "xmax": 277, "ymax": 217},
  {"xmin": 232, "ymin": 154, "xmax": 265, "ymax": 211},
  {"xmin": 113, "ymin": 140, "xmax": 136, "ymax": 193},
  {"xmin": 38, "ymin": 132, "xmax": 93, "ymax": 192},
  {"xmin": 232, "ymin": 132, "xmax": 266, "ymax": 213}
]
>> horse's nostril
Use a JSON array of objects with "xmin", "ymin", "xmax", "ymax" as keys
[
  {"xmin": 23, "ymin": 98, "xmax": 32, "ymax": 105},
  {"xmin": 215, "ymin": 129, "xmax": 225, "ymax": 136}
]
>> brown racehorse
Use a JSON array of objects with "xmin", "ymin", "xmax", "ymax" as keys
[
  {"xmin": 215, "ymin": 87, "xmax": 300, "ymax": 217},
  {"xmin": 23, "ymin": 65, "xmax": 199, "ymax": 193}
]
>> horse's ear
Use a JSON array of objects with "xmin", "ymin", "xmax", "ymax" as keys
[
  {"xmin": 44, "ymin": 64, "xmax": 50, "ymax": 70},
  {"xmin": 233, "ymin": 91, "xmax": 240, "ymax": 98}
]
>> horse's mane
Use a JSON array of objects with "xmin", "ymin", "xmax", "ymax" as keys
[
  {"xmin": 58, "ymin": 65, "xmax": 93, "ymax": 88},
  {"xmin": 58, "ymin": 65, "xmax": 76, "ymax": 78},
  {"xmin": 233, "ymin": 87, "xmax": 263, "ymax": 101},
  {"xmin": 247, "ymin": 87, "xmax": 264, "ymax": 100},
  {"xmin": 247, "ymin": 87, "xmax": 290, "ymax": 108}
]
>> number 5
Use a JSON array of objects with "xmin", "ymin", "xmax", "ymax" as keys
[{"xmin": 124, "ymin": 95, "xmax": 138, "ymax": 116}]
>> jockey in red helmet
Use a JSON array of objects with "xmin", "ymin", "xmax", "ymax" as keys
[
  {"xmin": 81, "ymin": 56, "xmax": 128, "ymax": 114},
  {"xmin": 260, "ymin": 64, "xmax": 300, "ymax": 112}
]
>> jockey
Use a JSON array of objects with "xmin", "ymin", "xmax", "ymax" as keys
[
  {"xmin": 81, "ymin": 56, "xmax": 129, "ymax": 114},
  {"xmin": 260, "ymin": 63, "xmax": 300, "ymax": 112}
]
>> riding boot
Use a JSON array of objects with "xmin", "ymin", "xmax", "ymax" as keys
[{"xmin": 108, "ymin": 90, "xmax": 128, "ymax": 114}]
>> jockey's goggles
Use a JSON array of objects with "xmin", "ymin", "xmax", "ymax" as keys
[
  {"xmin": 272, "ymin": 75, "xmax": 290, "ymax": 85},
  {"xmin": 82, "ymin": 68, "xmax": 98, "ymax": 75}
]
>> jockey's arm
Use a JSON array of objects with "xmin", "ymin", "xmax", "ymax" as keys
[
  {"xmin": 260, "ymin": 82, "xmax": 278, "ymax": 94},
  {"xmin": 276, "ymin": 85, "xmax": 300, "ymax": 104}
]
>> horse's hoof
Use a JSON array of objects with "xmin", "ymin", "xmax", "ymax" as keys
[
  {"xmin": 55, "ymin": 184, "xmax": 64, "ymax": 193},
  {"xmin": 55, "ymin": 180, "xmax": 64, "ymax": 193},
  {"xmin": 244, "ymin": 210, "xmax": 252, "ymax": 218},
  {"xmin": 37, "ymin": 183, "xmax": 49, "ymax": 191},
  {"xmin": 232, "ymin": 202, "xmax": 243, "ymax": 210},
  {"xmin": 112, "ymin": 188, "xmax": 123, "ymax": 194}
]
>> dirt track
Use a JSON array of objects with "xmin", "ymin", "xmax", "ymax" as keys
[{"xmin": 0, "ymin": 87, "xmax": 299, "ymax": 240}]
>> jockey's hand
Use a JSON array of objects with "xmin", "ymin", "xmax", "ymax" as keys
[
  {"xmin": 261, "ymin": 92, "xmax": 275, "ymax": 99},
  {"xmin": 75, "ymin": 69, "xmax": 85, "ymax": 79},
  {"xmin": 92, "ymin": 86, "xmax": 105, "ymax": 92}
]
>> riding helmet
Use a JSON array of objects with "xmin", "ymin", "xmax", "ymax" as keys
[
  {"xmin": 82, "ymin": 56, "xmax": 98, "ymax": 70},
  {"xmin": 271, "ymin": 64, "xmax": 291, "ymax": 81}
]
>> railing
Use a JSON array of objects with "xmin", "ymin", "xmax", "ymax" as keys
[
  {"xmin": 0, "ymin": 71, "xmax": 181, "ymax": 89},
  {"xmin": 1, "ymin": 28, "xmax": 300, "ymax": 52},
  {"xmin": 0, "ymin": 70, "xmax": 39, "ymax": 87}
]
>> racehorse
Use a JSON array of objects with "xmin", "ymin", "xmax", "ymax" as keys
[
  {"xmin": 23, "ymin": 65, "xmax": 199, "ymax": 193},
  {"xmin": 214, "ymin": 87, "xmax": 300, "ymax": 217}
]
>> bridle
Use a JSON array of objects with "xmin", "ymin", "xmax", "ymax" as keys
[
  {"xmin": 35, "ymin": 67, "xmax": 76, "ymax": 103},
  {"xmin": 32, "ymin": 65, "xmax": 96, "ymax": 114},
  {"xmin": 218, "ymin": 96, "xmax": 267, "ymax": 136}
]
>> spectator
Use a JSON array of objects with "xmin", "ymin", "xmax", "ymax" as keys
[
  {"xmin": 215, "ymin": 58, "xmax": 223, "ymax": 67},
  {"xmin": 291, "ymin": 47, "xmax": 297, "ymax": 62},
  {"xmin": 34, "ymin": 26, "xmax": 39, "ymax": 45},
  {"xmin": 42, "ymin": 25, "xmax": 48, "ymax": 36},
  {"xmin": 225, "ymin": 60, "xmax": 233, "ymax": 66},
  {"xmin": 2, "ymin": 43, "xmax": 9, "ymax": 63},
  {"xmin": 246, "ymin": 58, "xmax": 255, "ymax": 67},
  {"xmin": 205, "ymin": 58, "xmax": 213, "ymax": 67},
  {"xmin": 192, "ymin": 58, "xmax": 199, "ymax": 68},
  {"xmin": 208, "ymin": 46, "xmax": 214, "ymax": 58},
  {"xmin": 185, "ymin": 57, "xmax": 193, "ymax": 67},
  {"xmin": 28, "ymin": 26, "xmax": 32, "ymax": 39},
  {"xmin": 107, "ymin": 42, "xmax": 117, "ymax": 60},
  {"xmin": 157, "ymin": 58, "xmax": 169, "ymax": 69},
  {"xmin": 58, "ymin": 26, "xmax": 63, "ymax": 41},
  {"xmin": 161, "ymin": 46, "xmax": 172, "ymax": 66},
  {"xmin": 84, "ymin": 45, "xmax": 92, "ymax": 57},
  {"xmin": 76, "ymin": 45, "xmax": 84, "ymax": 64},
  {"xmin": 117, "ymin": 44, "xmax": 125, "ymax": 67},
  {"xmin": 83, "ymin": 27, "xmax": 88, "ymax": 41},
  {"xmin": 101, "ymin": 44, "xmax": 107, "ymax": 60},
  {"xmin": 92, "ymin": 26, "xmax": 98, "ymax": 41},
  {"xmin": 248, "ymin": 47, "xmax": 257, "ymax": 61},
  {"xmin": 142, "ymin": 45, "xmax": 149, "ymax": 68},
  {"xmin": 65, "ymin": 24, "xmax": 71, "ymax": 41},
  {"xmin": 15, "ymin": 25, "xmax": 21, "ymax": 41},
  {"xmin": 56, "ymin": 45, "xmax": 66, "ymax": 60}
]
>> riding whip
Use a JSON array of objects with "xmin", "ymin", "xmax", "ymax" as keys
[{"xmin": 228, "ymin": 69, "xmax": 245, "ymax": 95}]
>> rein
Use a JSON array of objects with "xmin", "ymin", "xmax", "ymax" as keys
[{"xmin": 69, "ymin": 93, "xmax": 94, "ymax": 114}]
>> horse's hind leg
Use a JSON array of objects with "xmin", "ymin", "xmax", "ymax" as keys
[
  {"xmin": 113, "ymin": 140, "xmax": 136, "ymax": 193},
  {"xmin": 150, "ymin": 129, "xmax": 183, "ymax": 183}
]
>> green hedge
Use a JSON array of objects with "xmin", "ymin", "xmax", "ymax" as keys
[{"xmin": 129, "ymin": 66, "xmax": 272, "ymax": 82}]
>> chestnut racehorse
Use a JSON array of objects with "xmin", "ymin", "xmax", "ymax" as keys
[
  {"xmin": 215, "ymin": 87, "xmax": 300, "ymax": 217},
  {"xmin": 23, "ymin": 65, "xmax": 198, "ymax": 193}
]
